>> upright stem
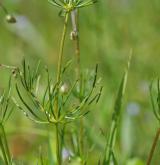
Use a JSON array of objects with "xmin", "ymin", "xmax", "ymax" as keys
[
  {"xmin": 71, "ymin": 10, "xmax": 80, "ymax": 78},
  {"xmin": 79, "ymin": 118, "xmax": 84, "ymax": 157},
  {"xmin": 0, "ymin": 124, "xmax": 11, "ymax": 164},
  {"xmin": 71, "ymin": 10, "xmax": 84, "ymax": 159},
  {"xmin": 0, "ymin": 2, "xmax": 9, "ymax": 15},
  {"xmin": 0, "ymin": 137, "xmax": 8, "ymax": 165},
  {"xmin": 56, "ymin": 12, "xmax": 69, "ymax": 85},
  {"xmin": 105, "ymin": 121, "xmax": 117, "ymax": 164},
  {"xmin": 56, "ymin": 124, "xmax": 61, "ymax": 165},
  {"xmin": 0, "ymin": 123, "xmax": 10, "ymax": 165},
  {"xmin": 55, "ymin": 12, "xmax": 69, "ymax": 165},
  {"xmin": 147, "ymin": 127, "xmax": 160, "ymax": 165}
]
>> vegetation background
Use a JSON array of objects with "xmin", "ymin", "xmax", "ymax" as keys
[{"xmin": 0, "ymin": 0, "xmax": 160, "ymax": 164}]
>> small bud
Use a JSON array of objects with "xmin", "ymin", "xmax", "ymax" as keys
[
  {"xmin": 5, "ymin": 14, "xmax": 16, "ymax": 23},
  {"xmin": 60, "ymin": 83, "xmax": 69, "ymax": 94}
]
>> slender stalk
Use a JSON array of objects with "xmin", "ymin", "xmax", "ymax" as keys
[
  {"xmin": 0, "ymin": 135, "xmax": 8, "ymax": 165},
  {"xmin": 0, "ymin": 124, "xmax": 11, "ymax": 164},
  {"xmin": 147, "ymin": 127, "xmax": 160, "ymax": 165},
  {"xmin": 71, "ymin": 9, "xmax": 80, "ymax": 78},
  {"xmin": 71, "ymin": 10, "xmax": 84, "ymax": 159},
  {"xmin": 105, "ymin": 121, "xmax": 117, "ymax": 164},
  {"xmin": 0, "ymin": 2, "xmax": 9, "ymax": 14},
  {"xmin": 56, "ymin": 124, "xmax": 61, "ymax": 165},
  {"xmin": 55, "ymin": 12, "xmax": 69, "ymax": 165},
  {"xmin": 79, "ymin": 118, "xmax": 84, "ymax": 157},
  {"xmin": 56, "ymin": 12, "xmax": 69, "ymax": 85}
]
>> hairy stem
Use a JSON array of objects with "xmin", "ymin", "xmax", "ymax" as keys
[{"xmin": 147, "ymin": 127, "xmax": 160, "ymax": 165}]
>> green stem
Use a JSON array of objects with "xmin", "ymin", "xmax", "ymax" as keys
[
  {"xmin": 104, "ymin": 121, "xmax": 117, "ymax": 164},
  {"xmin": 147, "ymin": 127, "xmax": 160, "ymax": 165},
  {"xmin": 55, "ymin": 12, "xmax": 69, "ymax": 165},
  {"xmin": 55, "ymin": 12, "xmax": 69, "ymax": 119},
  {"xmin": 0, "ymin": 124, "xmax": 11, "ymax": 164},
  {"xmin": 0, "ymin": 135, "xmax": 9, "ymax": 165},
  {"xmin": 79, "ymin": 118, "xmax": 84, "ymax": 157},
  {"xmin": 56, "ymin": 12, "xmax": 69, "ymax": 85},
  {"xmin": 56, "ymin": 124, "xmax": 61, "ymax": 165},
  {"xmin": 0, "ymin": 2, "xmax": 9, "ymax": 14}
]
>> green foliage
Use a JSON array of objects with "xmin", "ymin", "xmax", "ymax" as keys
[
  {"xmin": 0, "ymin": 78, "xmax": 14, "ymax": 124},
  {"xmin": 0, "ymin": 0, "xmax": 160, "ymax": 164},
  {"xmin": 103, "ymin": 55, "xmax": 131, "ymax": 164},
  {"xmin": 13, "ymin": 61, "xmax": 101, "ymax": 124},
  {"xmin": 49, "ymin": 0, "xmax": 97, "ymax": 13},
  {"xmin": 0, "ymin": 78, "xmax": 13, "ymax": 165}
]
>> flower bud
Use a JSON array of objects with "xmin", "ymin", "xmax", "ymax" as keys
[
  {"xmin": 60, "ymin": 83, "xmax": 69, "ymax": 94},
  {"xmin": 5, "ymin": 14, "xmax": 16, "ymax": 23}
]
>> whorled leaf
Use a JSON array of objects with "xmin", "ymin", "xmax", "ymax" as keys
[{"xmin": 14, "ymin": 61, "xmax": 102, "ymax": 125}]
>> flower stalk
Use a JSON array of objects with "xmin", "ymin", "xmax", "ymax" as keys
[
  {"xmin": 0, "ymin": 136, "xmax": 8, "ymax": 165},
  {"xmin": 56, "ymin": 12, "xmax": 69, "ymax": 85},
  {"xmin": 55, "ymin": 12, "xmax": 69, "ymax": 165},
  {"xmin": 0, "ymin": 124, "xmax": 11, "ymax": 163}
]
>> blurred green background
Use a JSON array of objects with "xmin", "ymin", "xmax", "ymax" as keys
[{"xmin": 0, "ymin": 0, "xmax": 160, "ymax": 164}]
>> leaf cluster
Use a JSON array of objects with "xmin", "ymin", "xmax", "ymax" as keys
[
  {"xmin": 0, "ymin": 78, "xmax": 14, "ymax": 124},
  {"xmin": 13, "ymin": 61, "xmax": 102, "ymax": 125},
  {"xmin": 49, "ymin": 0, "xmax": 97, "ymax": 14}
]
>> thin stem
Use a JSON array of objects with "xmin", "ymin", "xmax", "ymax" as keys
[
  {"xmin": 0, "ymin": 2, "xmax": 9, "ymax": 14},
  {"xmin": 0, "ymin": 124, "xmax": 11, "ymax": 164},
  {"xmin": 147, "ymin": 127, "xmax": 160, "ymax": 165},
  {"xmin": 105, "ymin": 121, "xmax": 117, "ymax": 164},
  {"xmin": 55, "ymin": 12, "xmax": 69, "ymax": 119},
  {"xmin": 71, "ymin": 9, "xmax": 80, "ymax": 78},
  {"xmin": 55, "ymin": 12, "xmax": 69, "ymax": 165},
  {"xmin": 56, "ymin": 124, "xmax": 61, "ymax": 165},
  {"xmin": 0, "ymin": 135, "xmax": 9, "ymax": 165},
  {"xmin": 71, "ymin": 9, "xmax": 84, "ymax": 159},
  {"xmin": 56, "ymin": 12, "xmax": 69, "ymax": 85},
  {"xmin": 79, "ymin": 118, "xmax": 84, "ymax": 157}
]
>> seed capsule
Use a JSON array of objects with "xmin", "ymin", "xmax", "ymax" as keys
[
  {"xmin": 5, "ymin": 14, "xmax": 16, "ymax": 23},
  {"xmin": 60, "ymin": 83, "xmax": 69, "ymax": 94}
]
